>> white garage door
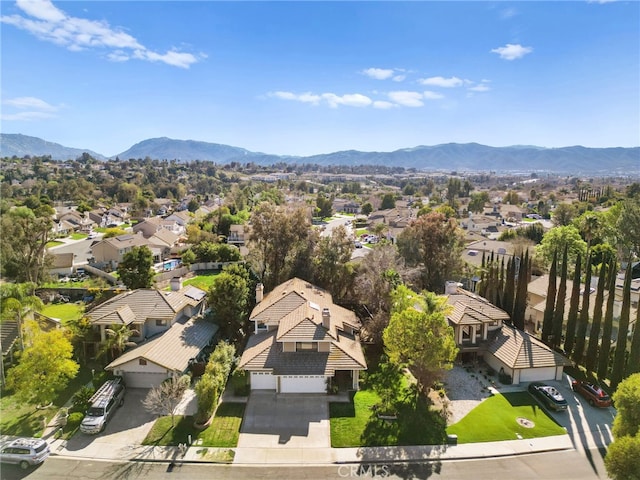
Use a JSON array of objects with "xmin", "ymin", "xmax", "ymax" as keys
[
  {"xmin": 280, "ymin": 375, "xmax": 326, "ymax": 393},
  {"xmin": 124, "ymin": 372, "xmax": 167, "ymax": 389},
  {"xmin": 251, "ymin": 372, "xmax": 277, "ymax": 390},
  {"xmin": 519, "ymin": 367, "xmax": 557, "ymax": 383}
]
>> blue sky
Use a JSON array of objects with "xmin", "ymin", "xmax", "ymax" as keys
[{"xmin": 1, "ymin": 0, "xmax": 639, "ymax": 157}]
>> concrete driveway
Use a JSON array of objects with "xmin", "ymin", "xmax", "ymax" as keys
[
  {"xmin": 238, "ymin": 391, "xmax": 330, "ymax": 448},
  {"xmin": 62, "ymin": 388, "xmax": 156, "ymax": 454}
]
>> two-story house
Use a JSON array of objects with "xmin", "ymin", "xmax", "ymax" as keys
[
  {"xmin": 91, "ymin": 232, "xmax": 162, "ymax": 270},
  {"xmin": 238, "ymin": 278, "xmax": 367, "ymax": 393},
  {"xmin": 87, "ymin": 286, "xmax": 216, "ymax": 388}
]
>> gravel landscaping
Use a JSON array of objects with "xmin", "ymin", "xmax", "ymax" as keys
[{"xmin": 441, "ymin": 364, "xmax": 498, "ymax": 425}]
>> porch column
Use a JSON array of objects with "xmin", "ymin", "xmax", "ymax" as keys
[
  {"xmin": 457, "ymin": 327, "xmax": 463, "ymax": 345},
  {"xmin": 352, "ymin": 370, "xmax": 360, "ymax": 390},
  {"xmin": 471, "ymin": 325, "xmax": 477, "ymax": 344},
  {"xmin": 100, "ymin": 325, "xmax": 106, "ymax": 342},
  {"xmin": 482, "ymin": 324, "xmax": 488, "ymax": 341}
]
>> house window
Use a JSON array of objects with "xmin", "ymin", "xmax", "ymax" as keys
[
  {"xmin": 155, "ymin": 319, "xmax": 167, "ymax": 327},
  {"xmin": 296, "ymin": 342, "xmax": 317, "ymax": 352},
  {"xmin": 139, "ymin": 359, "xmax": 147, "ymax": 366}
]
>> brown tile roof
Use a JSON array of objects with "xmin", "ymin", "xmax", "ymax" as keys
[
  {"xmin": 446, "ymin": 290, "xmax": 510, "ymax": 325},
  {"xmin": 486, "ymin": 325, "xmax": 571, "ymax": 369},
  {"xmin": 106, "ymin": 317, "xmax": 218, "ymax": 372},
  {"xmin": 87, "ymin": 287, "xmax": 206, "ymax": 326}
]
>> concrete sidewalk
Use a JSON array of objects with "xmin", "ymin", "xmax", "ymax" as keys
[{"xmin": 47, "ymin": 434, "xmax": 574, "ymax": 465}]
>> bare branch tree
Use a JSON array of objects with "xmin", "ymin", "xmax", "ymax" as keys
[{"xmin": 142, "ymin": 376, "xmax": 189, "ymax": 427}]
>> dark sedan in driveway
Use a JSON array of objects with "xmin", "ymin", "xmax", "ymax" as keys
[
  {"xmin": 572, "ymin": 380, "xmax": 612, "ymax": 408},
  {"xmin": 528, "ymin": 382, "xmax": 568, "ymax": 411}
]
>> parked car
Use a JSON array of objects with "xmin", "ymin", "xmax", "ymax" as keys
[
  {"xmin": 572, "ymin": 380, "xmax": 612, "ymax": 408},
  {"xmin": 528, "ymin": 381, "xmax": 568, "ymax": 411},
  {"xmin": 0, "ymin": 437, "xmax": 50, "ymax": 469},
  {"xmin": 80, "ymin": 377, "xmax": 126, "ymax": 434},
  {"xmin": 354, "ymin": 241, "xmax": 362, "ymax": 248}
]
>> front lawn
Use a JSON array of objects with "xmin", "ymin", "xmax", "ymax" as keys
[
  {"xmin": 41, "ymin": 303, "xmax": 85, "ymax": 323},
  {"xmin": 69, "ymin": 233, "xmax": 88, "ymax": 240},
  {"xmin": 142, "ymin": 403, "xmax": 245, "ymax": 447},
  {"xmin": 330, "ymin": 389, "xmax": 448, "ymax": 447},
  {"xmin": 46, "ymin": 240, "xmax": 64, "ymax": 248},
  {"xmin": 446, "ymin": 391, "xmax": 566, "ymax": 443},
  {"xmin": 181, "ymin": 272, "xmax": 220, "ymax": 291}
]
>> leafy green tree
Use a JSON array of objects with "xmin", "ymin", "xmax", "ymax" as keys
[
  {"xmin": 0, "ymin": 282, "xmax": 43, "ymax": 351},
  {"xmin": 573, "ymin": 253, "xmax": 593, "ymax": 364},
  {"xmin": 370, "ymin": 358, "xmax": 405, "ymax": 415},
  {"xmin": 361, "ymin": 202, "xmax": 373, "ymax": 216},
  {"xmin": 383, "ymin": 286, "xmax": 458, "ymax": 395},
  {"xmin": 552, "ymin": 202, "xmax": 577, "ymax": 227},
  {"xmin": 512, "ymin": 250, "xmax": 530, "ymax": 331},
  {"xmin": 181, "ymin": 248, "xmax": 196, "ymax": 267},
  {"xmin": 6, "ymin": 321, "xmax": 79, "ymax": 406},
  {"xmin": 0, "ymin": 206, "xmax": 53, "ymax": 283},
  {"xmin": 103, "ymin": 227, "xmax": 128, "ymax": 239},
  {"xmin": 615, "ymin": 198, "xmax": 640, "ymax": 260},
  {"xmin": 611, "ymin": 264, "xmax": 633, "ymax": 389},
  {"xmin": 117, "ymin": 246, "xmax": 155, "ymax": 289},
  {"xmin": 627, "ymin": 297, "xmax": 640, "ymax": 377},
  {"xmin": 605, "ymin": 435, "xmax": 640, "ymax": 480},
  {"xmin": 612, "ymin": 372, "xmax": 640, "ymax": 438},
  {"xmin": 208, "ymin": 267, "xmax": 250, "ymax": 343},
  {"xmin": 312, "ymin": 225, "xmax": 353, "ymax": 302},
  {"xmin": 98, "ymin": 324, "xmax": 139, "ymax": 362},
  {"xmin": 468, "ymin": 192, "xmax": 489, "ymax": 214},
  {"xmin": 316, "ymin": 194, "xmax": 333, "ymax": 218},
  {"xmin": 380, "ymin": 193, "xmax": 396, "ymax": 210},
  {"xmin": 396, "ymin": 212, "xmax": 464, "ymax": 293},
  {"xmin": 503, "ymin": 190, "xmax": 521, "ymax": 205},
  {"xmin": 536, "ymin": 225, "xmax": 587, "ymax": 272}
]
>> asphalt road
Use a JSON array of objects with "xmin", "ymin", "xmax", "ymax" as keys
[
  {"xmin": 47, "ymin": 237, "xmax": 99, "ymax": 266},
  {"xmin": 2, "ymin": 448, "xmax": 608, "ymax": 480}
]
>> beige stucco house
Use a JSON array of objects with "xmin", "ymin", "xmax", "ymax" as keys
[{"xmin": 239, "ymin": 278, "xmax": 367, "ymax": 393}]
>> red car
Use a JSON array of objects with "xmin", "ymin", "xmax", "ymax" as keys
[{"xmin": 572, "ymin": 380, "xmax": 612, "ymax": 408}]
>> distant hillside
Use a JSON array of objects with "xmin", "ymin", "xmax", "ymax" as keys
[
  {"xmin": 2, "ymin": 133, "xmax": 638, "ymax": 175},
  {"xmin": 0, "ymin": 133, "xmax": 107, "ymax": 161}
]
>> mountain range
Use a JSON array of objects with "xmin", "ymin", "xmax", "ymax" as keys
[{"xmin": 1, "ymin": 133, "xmax": 638, "ymax": 175}]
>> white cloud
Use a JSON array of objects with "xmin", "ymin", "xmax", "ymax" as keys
[
  {"xmin": 373, "ymin": 101, "xmax": 396, "ymax": 109},
  {"xmin": 269, "ymin": 91, "xmax": 321, "ymax": 105},
  {"xmin": 500, "ymin": 7, "xmax": 518, "ymax": 19},
  {"xmin": 469, "ymin": 84, "xmax": 491, "ymax": 92},
  {"xmin": 361, "ymin": 68, "xmax": 395, "ymax": 80},
  {"xmin": 423, "ymin": 91, "xmax": 444, "ymax": 100},
  {"xmin": 321, "ymin": 93, "xmax": 372, "ymax": 108},
  {"xmin": 1, "ymin": 95, "xmax": 60, "ymax": 121},
  {"xmin": 1, "ymin": 0, "xmax": 200, "ymax": 68},
  {"xmin": 418, "ymin": 76, "xmax": 465, "ymax": 88},
  {"xmin": 392, "ymin": 75, "xmax": 406, "ymax": 82},
  {"xmin": 388, "ymin": 91, "xmax": 424, "ymax": 107},
  {"xmin": 491, "ymin": 43, "xmax": 533, "ymax": 60}
]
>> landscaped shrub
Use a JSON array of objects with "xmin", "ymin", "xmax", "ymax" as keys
[
  {"xmin": 194, "ymin": 342, "xmax": 236, "ymax": 423},
  {"xmin": 72, "ymin": 385, "xmax": 95, "ymax": 413}
]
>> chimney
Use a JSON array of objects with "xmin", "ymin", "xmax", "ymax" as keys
[
  {"xmin": 170, "ymin": 276, "xmax": 183, "ymax": 291},
  {"xmin": 322, "ymin": 308, "xmax": 331, "ymax": 329},
  {"xmin": 445, "ymin": 281, "xmax": 460, "ymax": 295},
  {"xmin": 256, "ymin": 283, "xmax": 264, "ymax": 303}
]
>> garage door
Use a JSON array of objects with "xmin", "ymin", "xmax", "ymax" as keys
[
  {"xmin": 124, "ymin": 372, "xmax": 167, "ymax": 389},
  {"xmin": 280, "ymin": 375, "xmax": 326, "ymax": 393},
  {"xmin": 250, "ymin": 372, "xmax": 277, "ymax": 390},
  {"xmin": 519, "ymin": 367, "xmax": 557, "ymax": 383}
]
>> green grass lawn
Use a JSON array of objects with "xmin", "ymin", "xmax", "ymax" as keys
[
  {"xmin": 181, "ymin": 272, "xmax": 220, "ymax": 291},
  {"xmin": 41, "ymin": 303, "xmax": 85, "ymax": 323},
  {"xmin": 69, "ymin": 233, "xmax": 88, "ymax": 240},
  {"xmin": 143, "ymin": 403, "xmax": 245, "ymax": 448},
  {"xmin": 46, "ymin": 240, "xmax": 64, "ymax": 248},
  {"xmin": 330, "ymin": 389, "xmax": 447, "ymax": 447},
  {"xmin": 446, "ymin": 391, "xmax": 567, "ymax": 443}
]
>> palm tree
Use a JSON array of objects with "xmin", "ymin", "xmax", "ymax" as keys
[
  {"xmin": 0, "ymin": 282, "xmax": 44, "ymax": 350},
  {"xmin": 98, "ymin": 324, "xmax": 139, "ymax": 362}
]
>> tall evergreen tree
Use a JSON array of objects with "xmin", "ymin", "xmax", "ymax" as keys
[
  {"xmin": 586, "ymin": 262, "xmax": 607, "ymax": 373},
  {"xmin": 513, "ymin": 250, "xmax": 529, "ymax": 331},
  {"xmin": 573, "ymin": 253, "xmax": 593, "ymax": 364},
  {"xmin": 598, "ymin": 258, "xmax": 618, "ymax": 380},
  {"xmin": 503, "ymin": 257, "xmax": 515, "ymax": 320},
  {"xmin": 542, "ymin": 249, "xmax": 558, "ymax": 344},
  {"xmin": 564, "ymin": 252, "xmax": 582, "ymax": 356},
  {"xmin": 611, "ymin": 262, "xmax": 633, "ymax": 389},
  {"xmin": 551, "ymin": 245, "xmax": 568, "ymax": 350},
  {"xmin": 626, "ymin": 295, "xmax": 640, "ymax": 377}
]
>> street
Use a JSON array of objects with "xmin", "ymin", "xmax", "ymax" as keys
[{"xmin": 3, "ymin": 448, "xmax": 608, "ymax": 480}]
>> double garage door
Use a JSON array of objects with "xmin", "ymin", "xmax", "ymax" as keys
[
  {"xmin": 250, "ymin": 372, "xmax": 326, "ymax": 393},
  {"xmin": 123, "ymin": 372, "xmax": 167, "ymax": 389}
]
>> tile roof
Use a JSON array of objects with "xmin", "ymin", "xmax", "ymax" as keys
[
  {"xmin": 446, "ymin": 290, "xmax": 510, "ymax": 325},
  {"xmin": 87, "ymin": 287, "xmax": 206, "ymax": 325},
  {"xmin": 106, "ymin": 317, "xmax": 218, "ymax": 372},
  {"xmin": 486, "ymin": 324, "xmax": 571, "ymax": 370}
]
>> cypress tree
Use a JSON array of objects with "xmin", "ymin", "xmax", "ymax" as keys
[
  {"xmin": 573, "ymin": 253, "xmax": 593, "ymax": 364},
  {"xmin": 564, "ymin": 252, "xmax": 582, "ymax": 356},
  {"xmin": 610, "ymin": 262, "xmax": 632, "ymax": 389},
  {"xmin": 626, "ymin": 292, "xmax": 640, "ymax": 377},
  {"xmin": 597, "ymin": 258, "xmax": 617, "ymax": 380},
  {"xmin": 503, "ymin": 257, "xmax": 515, "ymax": 320},
  {"xmin": 585, "ymin": 261, "xmax": 607, "ymax": 373},
  {"xmin": 542, "ymin": 249, "xmax": 558, "ymax": 344},
  {"xmin": 513, "ymin": 250, "xmax": 529, "ymax": 331},
  {"xmin": 552, "ymin": 244, "xmax": 568, "ymax": 350}
]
